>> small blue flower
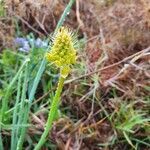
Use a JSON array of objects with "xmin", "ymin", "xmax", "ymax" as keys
[
  {"xmin": 15, "ymin": 36, "xmax": 48, "ymax": 52},
  {"xmin": 15, "ymin": 37, "xmax": 30, "ymax": 52},
  {"xmin": 35, "ymin": 38, "xmax": 48, "ymax": 48},
  {"xmin": 35, "ymin": 38, "xmax": 43, "ymax": 48},
  {"xmin": 23, "ymin": 41, "xmax": 30, "ymax": 51},
  {"xmin": 15, "ymin": 37, "xmax": 28, "ymax": 47}
]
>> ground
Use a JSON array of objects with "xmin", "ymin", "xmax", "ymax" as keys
[{"xmin": 0, "ymin": 0, "xmax": 150, "ymax": 149}]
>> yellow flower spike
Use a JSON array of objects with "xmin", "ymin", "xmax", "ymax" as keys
[{"xmin": 46, "ymin": 26, "xmax": 77, "ymax": 78}]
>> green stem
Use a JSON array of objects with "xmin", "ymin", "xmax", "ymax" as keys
[
  {"xmin": 15, "ymin": 63, "xmax": 29, "ymax": 150},
  {"xmin": 0, "ymin": 134, "xmax": 3, "ymax": 150},
  {"xmin": 29, "ymin": 59, "xmax": 47, "ymax": 103},
  {"xmin": 16, "ymin": 101, "xmax": 30, "ymax": 150},
  {"xmin": 55, "ymin": 0, "xmax": 75, "ymax": 31},
  {"xmin": 34, "ymin": 76, "xmax": 65, "ymax": 150},
  {"xmin": 11, "ymin": 71, "xmax": 23, "ymax": 150}
]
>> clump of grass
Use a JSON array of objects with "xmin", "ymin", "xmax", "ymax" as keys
[{"xmin": 110, "ymin": 100, "xmax": 150, "ymax": 149}]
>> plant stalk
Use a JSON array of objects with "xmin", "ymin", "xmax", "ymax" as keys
[{"xmin": 34, "ymin": 76, "xmax": 65, "ymax": 150}]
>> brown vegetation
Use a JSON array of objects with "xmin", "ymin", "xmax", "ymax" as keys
[{"xmin": 1, "ymin": 0, "xmax": 150, "ymax": 149}]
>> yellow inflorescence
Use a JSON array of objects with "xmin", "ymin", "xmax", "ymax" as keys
[{"xmin": 46, "ymin": 27, "xmax": 76, "ymax": 78}]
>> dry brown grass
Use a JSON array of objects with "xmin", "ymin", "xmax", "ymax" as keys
[
  {"xmin": 1, "ymin": 0, "xmax": 150, "ymax": 149},
  {"xmin": 78, "ymin": 0, "xmax": 150, "ymax": 96}
]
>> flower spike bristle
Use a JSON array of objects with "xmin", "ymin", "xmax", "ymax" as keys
[{"xmin": 46, "ymin": 27, "xmax": 77, "ymax": 78}]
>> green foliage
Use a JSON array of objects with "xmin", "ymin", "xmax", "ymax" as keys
[{"xmin": 112, "ymin": 102, "xmax": 150, "ymax": 149}]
